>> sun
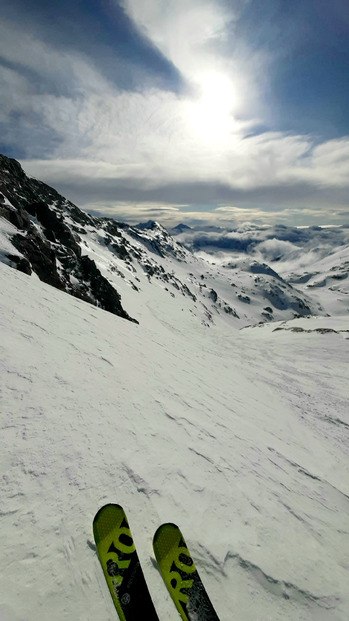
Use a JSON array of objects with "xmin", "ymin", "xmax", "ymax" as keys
[{"xmin": 186, "ymin": 72, "xmax": 237, "ymax": 144}]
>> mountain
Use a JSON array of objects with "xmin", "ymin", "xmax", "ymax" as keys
[
  {"xmin": 171, "ymin": 222, "xmax": 192, "ymax": 233},
  {"xmin": 0, "ymin": 155, "xmax": 322, "ymax": 329},
  {"xmin": 175, "ymin": 222, "xmax": 349, "ymax": 318},
  {"xmin": 1, "ymin": 154, "xmax": 349, "ymax": 620},
  {"xmin": 270, "ymin": 241, "xmax": 349, "ymax": 317},
  {"xmin": 0, "ymin": 154, "xmax": 137, "ymax": 322}
]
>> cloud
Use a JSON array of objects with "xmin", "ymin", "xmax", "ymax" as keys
[
  {"xmin": 174, "ymin": 221, "xmax": 349, "ymax": 274},
  {"xmin": 121, "ymin": 0, "xmax": 233, "ymax": 70},
  {"xmin": 1, "ymin": 0, "xmax": 349, "ymax": 226},
  {"xmin": 1, "ymin": 0, "xmax": 183, "ymax": 92},
  {"xmin": 121, "ymin": 0, "xmax": 268, "ymax": 120}
]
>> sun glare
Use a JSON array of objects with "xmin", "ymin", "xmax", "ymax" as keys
[{"xmin": 186, "ymin": 72, "xmax": 237, "ymax": 144}]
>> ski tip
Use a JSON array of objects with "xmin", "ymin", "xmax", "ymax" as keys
[
  {"xmin": 153, "ymin": 522, "xmax": 179, "ymax": 543},
  {"xmin": 93, "ymin": 503, "xmax": 124, "ymax": 524},
  {"xmin": 153, "ymin": 522, "xmax": 182, "ymax": 549},
  {"xmin": 92, "ymin": 503, "xmax": 126, "ymax": 545}
]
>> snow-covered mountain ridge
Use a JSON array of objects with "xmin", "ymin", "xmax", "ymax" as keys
[
  {"xmin": 174, "ymin": 223, "xmax": 349, "ymax": 319},
  {"xmin": 0, "ymin": 154, "xmax": 326, "ymax": 328}
]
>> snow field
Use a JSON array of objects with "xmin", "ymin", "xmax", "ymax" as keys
[{"xmin": 1, "ymin": 262, "xmax": 349, "ymax": 620}]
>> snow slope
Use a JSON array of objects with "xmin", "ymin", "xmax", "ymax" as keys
[
  {"xmin": 175, "ymin": 223, "xmax": 349, "ymax": 319},
  {"xmin": 275, "ymin": 244, "xmax": 349, "ymax": 318},
  {"xmin": 1, "ymin": 262, "xmax": 348, "ymax": 621}
]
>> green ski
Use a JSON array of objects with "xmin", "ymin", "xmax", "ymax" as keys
[
  {"xmin": 93, "ymin": 504, "xmax": 159, "ymax": 621},
  {"xmin": 153, "ymin": 522, "xmax": 220, "ymax": 621}
]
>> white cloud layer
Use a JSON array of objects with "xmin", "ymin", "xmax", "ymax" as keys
[{"xmin": 1, "ymin": 3, "xmax": 349, "ymax": 225}]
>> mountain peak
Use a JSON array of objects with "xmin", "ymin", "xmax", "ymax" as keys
[
  {"xmin": 136, "ymin": 220, "xmax": 162, "ymax": 231},
  {"xmin": 171, "ymin": 223, "xmax": 192, "ymax": 233}
]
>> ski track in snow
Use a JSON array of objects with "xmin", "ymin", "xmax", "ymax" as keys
[{"xmin": 1, "ymin": 262, "xmax": 349, "ymax": 620}]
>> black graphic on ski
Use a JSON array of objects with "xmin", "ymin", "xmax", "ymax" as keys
[
  {"xmin": 153, "ymin": 522, "xmax": 220, "ymax": 620},
  {"xmin": 93, "ymin": 504, "xmax": 159, "ymax": 621}
]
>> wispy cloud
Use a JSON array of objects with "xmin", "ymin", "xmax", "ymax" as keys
[{"xmin": 1, "ymin": 0, "xmax": 349, "ymax": 225}]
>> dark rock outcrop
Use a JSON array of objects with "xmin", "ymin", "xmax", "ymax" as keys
[
  {"xmin": 11, "ymin": 231, "xmax": 65, "ymax": 289},
  {"xmin": 74, "ymin": 256, "xmax": 137, "ymax": 322},
  {"xmin": 0, "ymin": 154, "xmax": 137, "ymax": 322}
]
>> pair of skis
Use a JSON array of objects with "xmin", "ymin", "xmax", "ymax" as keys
[{"xmin": 93, "ymin": 504, "xmax": 219, "ymax": 621}]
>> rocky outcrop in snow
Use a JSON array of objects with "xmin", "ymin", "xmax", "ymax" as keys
[{"xmin": 0, "ymin": 154, "xmax": 137, "ymax": 322}]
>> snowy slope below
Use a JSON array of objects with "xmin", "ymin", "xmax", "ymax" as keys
[
  {"xmin": 175, "ymin": 223, "xmax": 349, "ymax": 320},
  {"xmin": 1, "ymin": 262, "xmax": 348, "ymax": 621},
  {"xmin": 276, "ymin": 244, "xmax": 349, "ymax": 317}
]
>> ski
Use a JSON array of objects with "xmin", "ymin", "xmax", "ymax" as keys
[
  {"xmin": 93, "ymin": 504, "xmax": 159, "ymax": 621},
  {"xmin": 153, "ymin": 522, "xmax": 220, "ymax": 621}
]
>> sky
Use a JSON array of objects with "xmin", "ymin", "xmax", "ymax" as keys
[{"xmin": 1, "ymin": 0, "xmax": 349, "ymax": 227}]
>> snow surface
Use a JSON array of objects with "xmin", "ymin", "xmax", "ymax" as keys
[
  {"xmin": 0, "ymin": 217, "xmax": 23, "ymax": 267},
  {"xmin": 1, "ymin": 260, "xmax": 349, "ymax": 621},
  {"xmin": 176, "ymin": 224, "xmax": 349, "ymax": 320}
]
